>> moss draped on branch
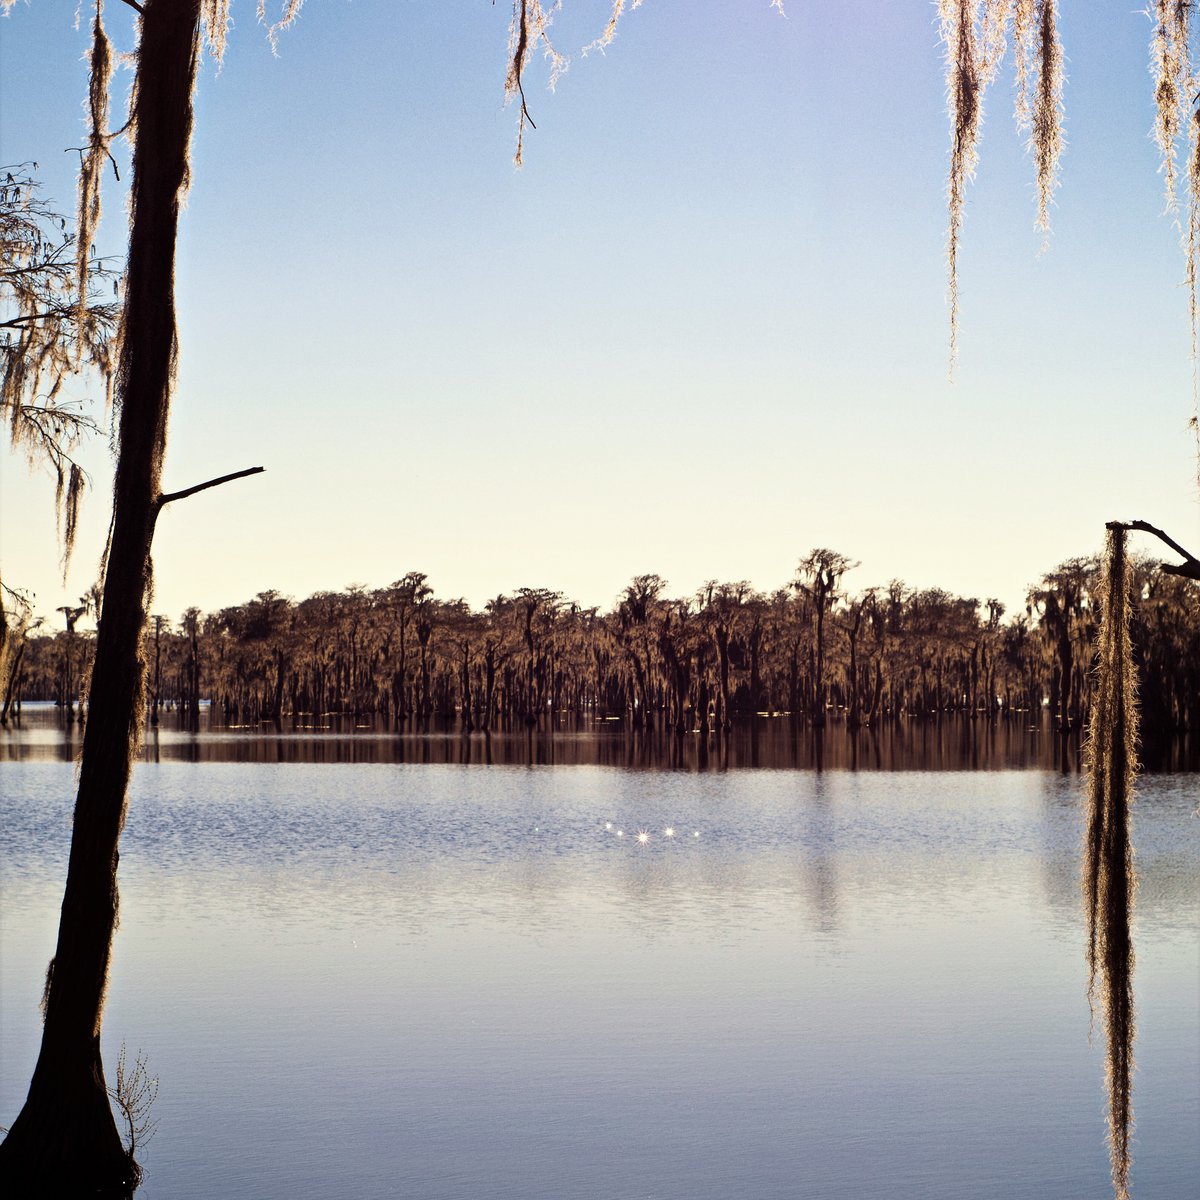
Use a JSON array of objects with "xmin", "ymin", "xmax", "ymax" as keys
[{"xmin": 1084, "ymin": 524, "xmax": 1139, "ymax": 1200}]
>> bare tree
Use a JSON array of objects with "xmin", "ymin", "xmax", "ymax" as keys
[
  {"xmin": 1, "ymin": 163, "xmax": 120, "ymax": 549},
  {"xmin": 0, "ymin": 1, "xmax": 262, "ymax": 1189}
]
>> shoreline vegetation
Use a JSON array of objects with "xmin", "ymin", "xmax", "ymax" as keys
[{"xmin": 5, "ymin": 551, "xmax": 1197, "ymax": 746}]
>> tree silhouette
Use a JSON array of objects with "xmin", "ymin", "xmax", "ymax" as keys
[
  {"xmin": 0, "ymin": 1, "xmax": 261, "ymax": 1189},
  {"xmin": 795, "ymin": 549, "xmax": 858, "ymax": 729},
  {"xmin": 1, "ymin": 163, "xmax": 119, "ymax": 553},
  {"xmin": 0, "ymin": 162, "xmax": 121, "ymax": 729}
]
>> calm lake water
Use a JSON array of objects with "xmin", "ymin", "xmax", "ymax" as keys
[
  {"xmin": 1, "ymin": 716, "xmax": 1197, "ymax": 1199},
  {"xmin": 5, "ymin": 704, "xmax": 1197, "ymax": 771}
]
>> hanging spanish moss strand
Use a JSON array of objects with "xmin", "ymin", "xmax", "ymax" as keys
[
  {"xmin": 1151, "ymin": 1, "xmax": 1184, "ymax": 213},
  {"xmin": 1013, "ymin": 0, "xmax": 1036, "ymax": 128},
  {"xmin": 585, "ymin": 0, "xmax": 648, "ymax": 55},
  {"xmin": 1145, "ymin": 1, "xmax": 1200, "ymax": 479},
  {"xmin": 585, "ymin": 0, "xmax": 628, "ymax": 53},
  {"xmin": 506, "ymin": 0, "xmax": 581, "ymax": 165},
  {"xmin": 510, "ymin": 0, "xmax": 688, "ymax": 165},
  {"xmin": 508, "ymin": 1, "xmax": 775, "ymax": 163},
  {"xmin": 1187, "ymin": 117, "xmax": 1200, "ymax": 488},
  {"xmin": 254, "ymin": 0, "xmax": 305, "ymax": 56},
  {"xmin": 61, "ymin": 462, "xmax": 85, "ymax": 569},
  {"xmin": 1171, "ymin": 2, "xmax": 1192, "ymax": 90},
  {"xmin": 76, "ymin": 0, "xmax": 113, "ymax": 352},
  {"xmin": 1030, "ymin": 0, "xmax": 1064, "ymax": 242},
  {"xmin": 202, "ymin": 0, "xmax": 231, "ymax": 59},
  {"xmin": 1084, "ymin": 524, "xmax": 1140, "ymax": 1200},
  {"xmin": 1178, "ymin": 23, "xmax": 1200, "ymax": 487},
  {"xmin": 507, "ymin": 0, "xmax": 533, "ymax": 165},
  {"xmin": 979, "ymin": 0, "xmax": 1014, "ymax": 87},
  {"xmin": 1140, "ymin": 1, "xmax": 1200, "ymax": 480},
  {"xmin": 19, "ymin": 0, "xmax": 112, "ymax": 576},
  {"xmin": 940, "ymin": 0, "xmax": 984, "ymax": 372}
]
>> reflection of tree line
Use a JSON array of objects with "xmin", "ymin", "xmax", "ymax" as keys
[
  {"xmin": 5, "ymin": 551, "xmax": 1198, "ymax": 739},
  {"xmin": 113, "ymin": 720, "xmax": 1112, "ymax": 772}
]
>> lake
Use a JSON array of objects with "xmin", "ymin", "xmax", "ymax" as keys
[
  {"xmin": 5, "ymin": 704, "xmax": 1196, "ymax": 771},
  {"xmin": 1, "ymin": 715, "xmax": 1197, "ymax": 1199}
]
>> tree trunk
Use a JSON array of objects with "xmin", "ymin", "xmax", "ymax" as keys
[
  {"xmin": 846, "ymin": 630, "xmax": 860, "ymax": 730},
  {"xmin": 1, "ymin": 637, "xmax": 27, "ymax": 724},
  {"xmin": 813, "ymin": 606, "xmax": 827, "ymax": 728},
  {"xmin": 0, "ymin": 572, "xmax": 9, "ymax": 723},
  {"xmin": 0, "ymin": 3, "xmax": 202, "ymax": 1191}
]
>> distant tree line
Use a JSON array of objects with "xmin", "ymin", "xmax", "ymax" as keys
[{"xmin": 4, "ymin": 550, "xmax": 1198, "ymax": 740}]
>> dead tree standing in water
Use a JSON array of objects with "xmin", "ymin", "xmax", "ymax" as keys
[
  {"xmin": 0, "ymin": 1, "xmax": 261, "ymax": 1190},
  {"xmin": 795, "ymin": 549, "xmax": 857, "ymax": 729}
]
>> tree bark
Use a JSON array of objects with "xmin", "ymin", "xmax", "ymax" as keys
[{"xmin": 0, "ymin": 3, "xmax": 202, "ymax": 1192}]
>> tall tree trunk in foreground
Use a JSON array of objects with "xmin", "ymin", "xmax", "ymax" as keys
[
  {"xmin": 1084, "ymin": 525, "xmax": 1140, "ymax": 1200},
  {"xmin": 0, "ymin": 2, "xmax": 202, "ymax": 1192}
]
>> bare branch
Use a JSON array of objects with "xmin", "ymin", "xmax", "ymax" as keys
[
  {"xmin": 1160, "ymin": 561, "xmax": 1200, "ymax": 580},
  {"xmin": 1, "ymin": 580, "xmax": 34, "ymax": 609},
  {"xmin": 0, "ymin": 310, "xmax": 78, "ymax": 330},
  {"xmin": 1107, "ymin": 518, "xmax": 1200, "ymax": 581},
  {"xmin": 156, "ymin": 466, "xmax": 264, "ymax": 509},
  {"xmin": 64, "ymin": 144, "xmax": 121, "ymax": 181}
]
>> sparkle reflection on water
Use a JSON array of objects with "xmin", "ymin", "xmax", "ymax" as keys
[{"xmin": 1, "ymin": 728, "xmax": 1197, "ymax": 1199}]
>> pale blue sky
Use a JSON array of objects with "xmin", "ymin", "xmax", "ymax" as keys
[{"xmin": 2, "ymin": 1, "xmax": 1196, "ymax": 625}]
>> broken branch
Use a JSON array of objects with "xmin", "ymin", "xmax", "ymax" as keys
[
  {"xmin": 156, "ymin": 466, "xmax": 264, "ymax": 510},
  {"xmin": 1107, "ymin": 519, "xmax": 1200, "ymax": 581}
]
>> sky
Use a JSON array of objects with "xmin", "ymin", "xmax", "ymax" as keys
[{"xmin": 2, "ymin": 0, "xmax": 1198, "ymax": 627}]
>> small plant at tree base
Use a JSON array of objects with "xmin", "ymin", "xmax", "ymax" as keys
[{"xmin": 108, "ymin": 1043, "xmax": 158, "ymax": 1185}]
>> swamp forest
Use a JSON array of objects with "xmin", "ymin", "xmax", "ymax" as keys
[{"xmin": 4, "ymin": 555, "xmax": 1198, "ymax": 754}]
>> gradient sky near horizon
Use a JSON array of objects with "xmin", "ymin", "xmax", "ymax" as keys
[{"xmin": 2, "ymin": 1, "xmax": 1197, "ymax": 627}]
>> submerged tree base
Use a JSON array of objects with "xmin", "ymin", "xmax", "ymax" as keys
[
  {"xmin": 0, "ymin": 1163, "xmax": 137, "ymax": 1200},
  {"xmin": 0, "ymin": 1059, "xmax": 139, "ymax": 1198},
  {"xmin": 1, "ymin": 1028, "xmax": 139, "ymax": 1196}
]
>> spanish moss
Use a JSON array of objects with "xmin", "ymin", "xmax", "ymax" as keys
[
  {"xmin": 1012, "ymin": 0, "xmax": 1036, "ymax": 129},
  {"xmin": 1151, "ymin": 0, "xmax": 1187, "ymax": 213},
  {"xmin": 202, "ymin": 0, "xmax": 231, "ymax": 60},
  {"xmin": 255, "ymin": 0, "xmax": 305, "ymax": 55},
  {"xmin": 1144, "ymin": 2, "xmax": 1200, "ymax": 479},
  {"xmin": 979, "ymin": 0, "xmax": 1013, "ymax": 87},
  {"xmin": 76, "ymin": 1, "xmax": 113, "ymax": 355},
  {"xmin": 0, "ymin": 161, "xmax": 112, "ymax": 568},
  {"xmin": 506, "ymin": 0, "xmax": 569, "ymax": 166},
  {"xmin": 60, "ymin": 460, "xmax": 85, "ymax": 570},
  {"xmin": 1084, "ymin": 525, "xmax": 1140, "ymax": 1200},
  {"xmin": 940, "ymin": 0, "xmax": 984, "ymax": 371},
  {"xmin": 1030, "ymin": 0, "xmax": 1064, "ymax": 241},
  {"xmin": 1188, "ymin": 108, "xmax": 1200, "ymax": 480},
  {"xmin": 584, "ymin": 0, "xmax": 638, "ymax": 55}
]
